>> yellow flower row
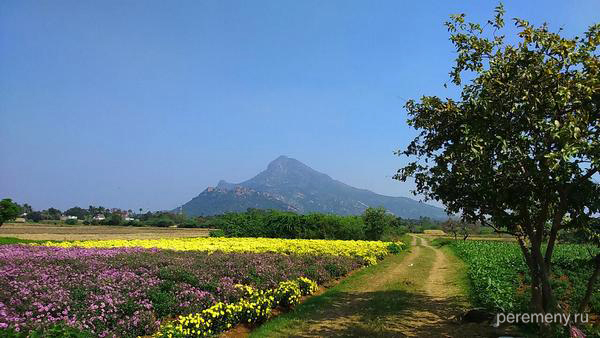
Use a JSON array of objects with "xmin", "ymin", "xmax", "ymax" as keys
[
  {"xmin": 156, "ymin": 278, "xmax": 316, "ymax": 337},
  {"xmin": 42, "ymin": 237, "xmax": 404, "ymax": 265}
]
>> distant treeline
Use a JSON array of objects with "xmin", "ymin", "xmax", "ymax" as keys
[
  {"xmin": 14, "ymin": 199, "xmax": 496, "ymax": 242},
  {"xmin": 203, "ymin": 208, "xmax": 440, "ymax": 241},
  {"xmin": 14, "ymin": 204, "xmax": 199, "ymax": 228},
  {"xmin": 12, "ymin": 201, "xmax": 449, "ymax": 240}
]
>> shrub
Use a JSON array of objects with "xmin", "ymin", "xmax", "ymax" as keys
[
  {"xmin": 64, "ymin": 219, "xmax": 78, "ymax": 225},
  {"xmin": 386, "ymin": 242, "xmax": 405, "ymax": 254},
  {"xmin": 179, "ymin": 219, "xmax": 199, "ymax": 228},
  {"xmin": 124, "ymin": 220, "xmax": 141, "ymax": 227},
  {"xmin": 381, "ymin": 226, "xmax": 408, "ymax": 242},
  {"xmin": 209, "ymin": 229, "xmax": 226, "ymax": 237},
  {"xmin": 145, "ymin": 217, "xmax": 174, "ymax": 228},
  {"xmin": 102, "ymin": 214, "xmax": 123, "ymax": 226},
  {"xmin": 431, "ymin": 238, "xmax": 453, "ymax": 247}
]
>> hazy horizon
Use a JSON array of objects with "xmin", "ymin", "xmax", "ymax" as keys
[{"xmin": 2, "ymin": 0, "xmax": 599, "ymax": 211}]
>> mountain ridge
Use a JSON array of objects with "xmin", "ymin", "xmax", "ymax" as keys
[{"xmin": 180, "ymin": 156, "xmax": 447, "ymax": 219}]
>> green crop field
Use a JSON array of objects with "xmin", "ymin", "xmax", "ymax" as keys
[{"xmin": 440, "ymin": 239, "xmax": 600, "ymax": 335}]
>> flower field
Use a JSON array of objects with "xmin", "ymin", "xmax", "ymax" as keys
[
  {"xmin": 42, "ymin": 237, "xmax": 400, "ymax": 265},
  {"xmin": 0, "ymin": 238, "xmax": 403, "ymax": 337}
]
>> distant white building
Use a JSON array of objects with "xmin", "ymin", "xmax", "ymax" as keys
[
  {"xmin": 124, "ymin": 217, "xmax": 136, "ymax": 221},
  {"xmin": 93, "ymin": 214, "xmax": 106, "ymax": 221}
]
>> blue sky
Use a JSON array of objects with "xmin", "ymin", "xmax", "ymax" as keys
[{"xmin": 1, "ymin": 0, "xmax": 598, "ymax": 211}]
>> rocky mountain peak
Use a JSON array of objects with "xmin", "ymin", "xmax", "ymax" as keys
[{"xmin": 180, "ymin": 156, "xmax": 447, "ymax": 219}]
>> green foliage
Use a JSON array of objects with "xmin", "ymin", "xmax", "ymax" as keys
[
  {"xmin": 209, "ymin": 208, "xmax": 433, "ymax": 240},
  {"xmin": 0, "ymin": 198, "xmax": 21, "ymax": 226},
  {"xmin": 64, "ymin": 218, "xmax": 78, "ymax": 225},
  {"xmin": 45, "ymin": 208, "xmax": 62, "ymax": 221},
  {"xmin": 380, "ymin": 225, "xmax": 408, "ymax": 242},
  {"xmin": 210, "ymin": 208, "xmax": 412, "ymax": 241},
  {"xmin": 431, "ymin": 238, "xmax": 454, "ymax": 247},
  {"xmin": 1, "ymin": 324, "xmax": 93, "ymax": 338},
  {"xmin": 478, "ymin": 227, "xmax": 494, "ymax": 236},
  {"xmin": 102, "ymin": 214, "xmax": 123, "ymax": 226},
  {"xmin": 64, "ymin": 207, "xmax": 89, "ymax": 220},
  {"xmin": 124, "ymin": 220, "xmax": 142, "ymax": 226},
  {"xmin": 210, "ymin": 209, "xmax": 363, "ymax": 240},
  {"xmin": 26, "ymin": 211, "xmax": 43, "ymax": 222},
  {"xmin": 145, "ymin": 216, "xmax": 174, "ymax": 228},
  {"xmin": 449, "ymin": 240, "xmax": 600, "ymax": 315},
  {"xmin": 396, "ymin": 4, "xmax": 600, "ymax": 315},
  {"xmin": 363, "ymin": 207, "xmax": 391, "ymax": 240},
  {"xmin": 148, "ymin": 281, "xmax": 178, "ymax": 318},
  {"xmin": 0, "ymin": 237, "xmax": 47, "ymax": 245},
  {"xmin": 178, "ymin": 219, "xmax": 199, "ymax": 228},
  {"xmin": 209, "ymin": 229, "xmax": 226, "ymax": 237},
  {"xmin": 397, "ymin": 4, "xmax": 599, "ymax": 234},
  {"xmin": 386, "ymin": 242, "xmax": 404, "ymax": 254}
]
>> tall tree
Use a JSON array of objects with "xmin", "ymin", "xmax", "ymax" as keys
[
  {"xmin": 395, "ymin": 3, "xmax": 599, "ymax": 324},
  {"xmin": 362, "ymin": 207, "xmax": 391, "ymax": 240},
  {"xmin": 65, "ymin": 206, "xmax": 89, "ymax": 219},
  {"xmin": 46, "ymin": 208, "xmax": 62, "ymax": 220},
  {"xmin": 0, "ymin": 199, "xmax": 22, "ymax": 226},
  {"xmin": 21, "ymin": 203, "xmax": 33, "ymax": 214}
]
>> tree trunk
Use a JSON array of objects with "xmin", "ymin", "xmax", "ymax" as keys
[
  {"xmin": 531, "ymin": 238, "xmax": 556, "ymax": 336},
  {"xmin": 517, "ymin": 238, "xmax": 545, "ymax": 313},
  {"xmin": 579, "ymin": 254, "xmax": 600, "ymax": 313},
  {"xmin": 517, "ymin": 236, "xmax": 556, "ymax": 336}
]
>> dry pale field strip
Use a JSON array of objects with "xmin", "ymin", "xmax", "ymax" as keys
[
  {"xmin": 418, "ymin": 234, "xmax": 517, "ymax": 242},
  {"xmin": 0, "ymin": 223, "xmax": 211, "ymax": 240}
]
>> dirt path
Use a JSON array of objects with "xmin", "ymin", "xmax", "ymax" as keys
[
  {"xmin": 384, "ymin": 235, "xmax": 494, "ymax": 337},
  {"xmin": 252, "ymin": 235, "xmax": 497, "ymax": 337},
  {"xmin": 295, "ymin": 236, "xmax": 424, "ymax": 336}
]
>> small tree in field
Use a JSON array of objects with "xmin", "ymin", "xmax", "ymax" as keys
[
  {"xmin": 363, "ymin": 207, "xmax": 390, "ymax": 240},
  {"xmin": 459, "ymin": 221, "xmax": 480, "ymax": 241},
  {"xmin": 441, "ymin": 219, "xmax": 460, "ymax": 239},
  {"xmin": 395, "ymin": 3, "xmax": 599, "ymax": 326},
  {"xmin": 0, "ymin": 199, "xmax": 22, "ymax": 226}
]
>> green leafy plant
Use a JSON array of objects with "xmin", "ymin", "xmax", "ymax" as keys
[{"xmin": 395, "ymin": 4, "xmax": 600, "ymax": 327}]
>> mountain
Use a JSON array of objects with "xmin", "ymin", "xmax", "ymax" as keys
[
  {"xmin": 180, "ymin": 156, "xmax": 448, "ymax": 219},
  {"xmin": 180, "ymin": 186, "xmax": 296, "ymax": 216}
]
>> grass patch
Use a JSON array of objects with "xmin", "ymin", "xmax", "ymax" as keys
[
  {"xmin": 0, "ymin": 237, "xmax": 65, "ymax": 245},
  {"xmin": 0, "ymin": 237, "xmax": 46, "ymax": 245},
  {"xmin": 431, "ymin": 237, "xmax": 454, "ymax": 247},
  {"xmin": 397, "ymin": 234, "xmax": 412, "ymax": 248},
  {"xmin": 439, "ymin": 246, "xmax": 471, "ymax": 305}
]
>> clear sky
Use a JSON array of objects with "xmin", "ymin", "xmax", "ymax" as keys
[{"xmin": 1, "ymin": 0, "xmax": 598, "ymax": 211}]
